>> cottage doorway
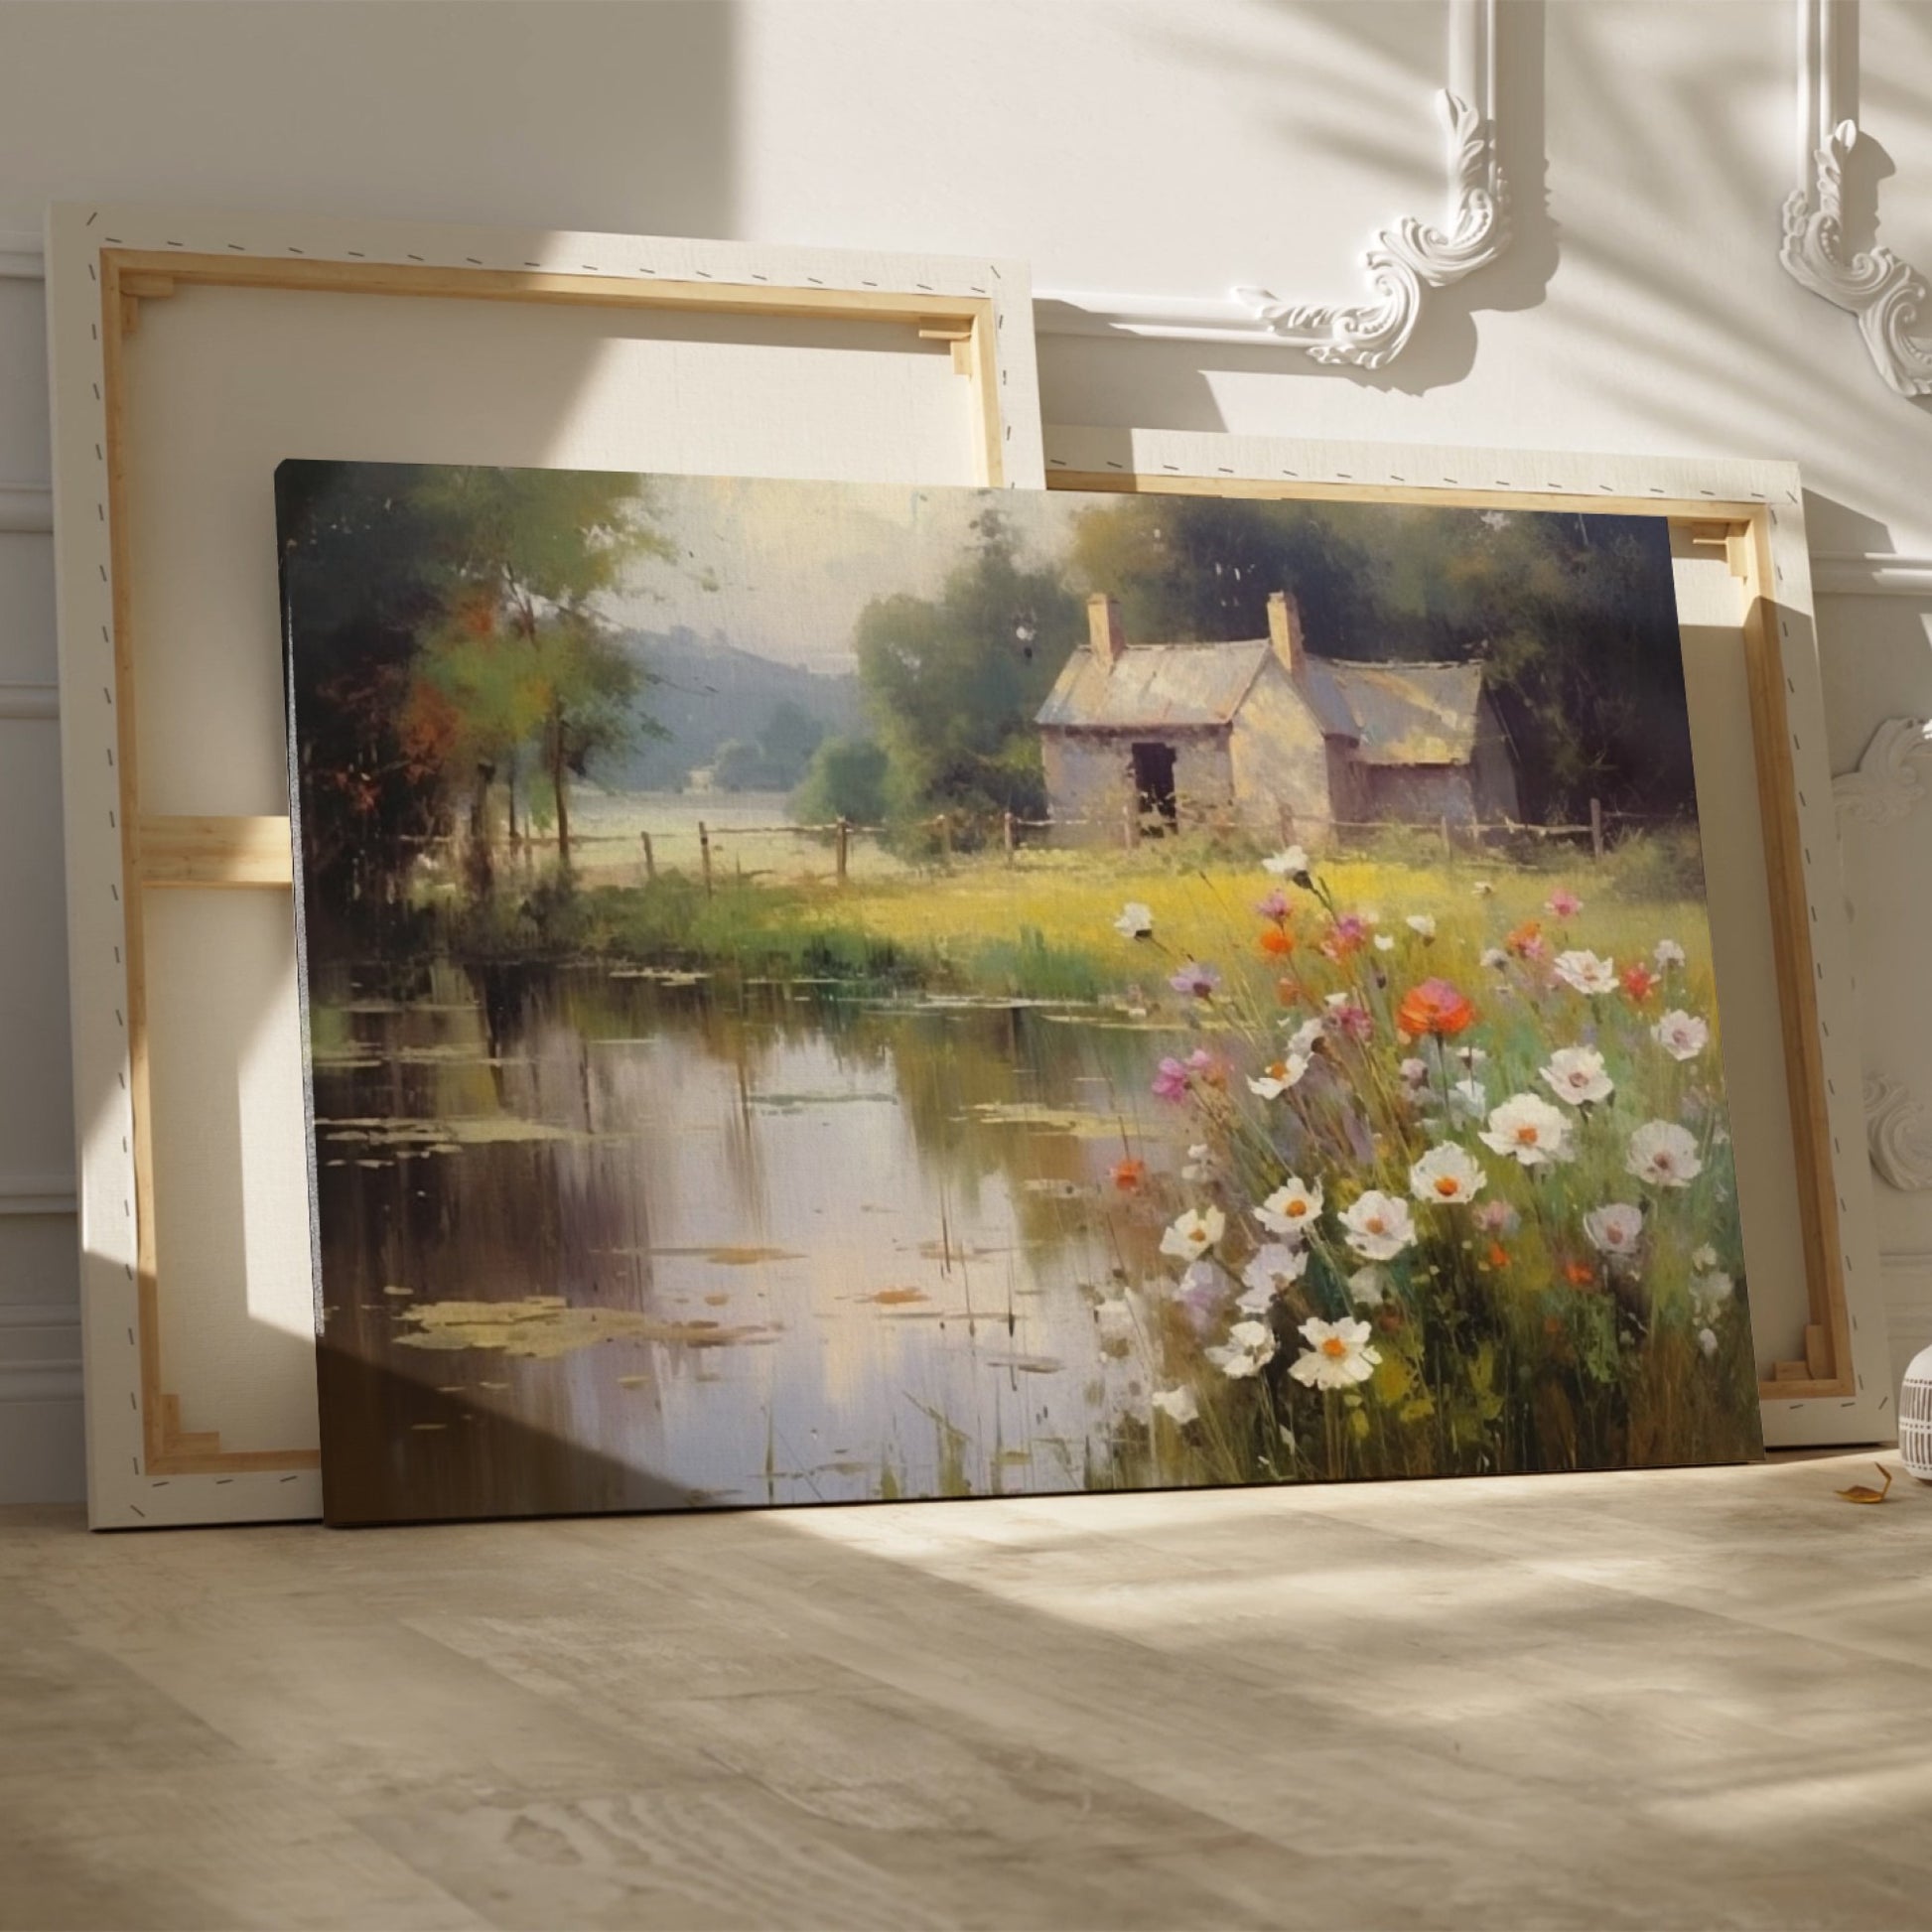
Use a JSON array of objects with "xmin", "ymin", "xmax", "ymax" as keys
[{"xmin": 1131, "ymin": 741, "xmax": 1178, "ymax": 832}]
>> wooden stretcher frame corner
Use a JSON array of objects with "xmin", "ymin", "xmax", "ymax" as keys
[
  {"xmin": 1041, "ymin": 424, "xmax": 1888, "ymax": 1450},
  {"xmin": 46, "ymin": 201, "xmax": 1044, "ymax": 1527}
]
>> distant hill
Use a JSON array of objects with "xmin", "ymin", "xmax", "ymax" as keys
[{"xmin": 596, "ymin": 627, "xmax": 864, "ymax": 791}]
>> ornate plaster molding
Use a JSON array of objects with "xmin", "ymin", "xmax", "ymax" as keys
[
  {"xmin": 1780, "ymin": 0, "xmax": 1932, "ymax": 399},
  {"xmin": 1035, "ymin": 0, "xmax": 1509, "ymax": 366},
  {"xmin": 1834, "ymin": 717, "xmax": 1932, "ymax": 825},
  {"xmin": 1864, "ymin": 1074, "xmax": 1932, "ymax": 1191}
]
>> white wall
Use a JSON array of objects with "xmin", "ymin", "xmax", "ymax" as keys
[{"xmin": 3, "ymin": 0, "xmax": 1929, "ymax": 1501}]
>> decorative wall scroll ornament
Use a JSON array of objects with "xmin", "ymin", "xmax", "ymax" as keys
[
  {"xmin": 1863, "ymin": 1073, "xmax": 1932, "ymax": 1191},
  {"xmin": 1231, "ymin": 93, "xmax": 1509, "ymax": 369},
  {"xmin": 1833, "ymin": 717, "xmax": 1932, "ymax": 826},
  {"xmin": 1035, "ymin": 0, "xmax": 1509, "ymax": 364},
  {"xmin": 1780, "ymin": 1, "xmax": 1932, "ymax": 399}
]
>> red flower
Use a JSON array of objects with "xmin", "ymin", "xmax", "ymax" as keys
[
  {"xmin": 1258, "ymin": 925, "xmax": 1296, "ymax": 957},
  {"xmin": 1620, "ymin": 963, "xmax": 1660, "ymax": 1003},
  {"xmin": 1564, "ymin": 1261, "xmax": 1596, "ymax": 1287},
  {"xmin": 1396, "ymin": 978, "xmax": 1476, "ymax": 1038},
  {"xmin": 1111, "ymin": 1158, "xmax": 1146, "ymax": 1191}
]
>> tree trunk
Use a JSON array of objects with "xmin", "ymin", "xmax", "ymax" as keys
[
  {"xmin": 549, "ymin": 712, "xmax": 572, "ymax": 870},
  {"xmin": 467, "ymin": 760, "xmax": 495, "ymax": 898}
]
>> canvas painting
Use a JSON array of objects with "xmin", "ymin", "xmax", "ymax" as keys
[{"xmin": 278, "ymin": 462, "xmax": 1763, "ymax": 1524}]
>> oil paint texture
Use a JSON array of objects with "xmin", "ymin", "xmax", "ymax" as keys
[{"xmin": 278, "ymin": 464, "xmax": 1762, "ymax": 1522}]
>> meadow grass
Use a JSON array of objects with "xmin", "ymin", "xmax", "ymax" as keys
[{"xmin": 432, "ymin": 826, "xmax": 1758, "ymax": 1486}]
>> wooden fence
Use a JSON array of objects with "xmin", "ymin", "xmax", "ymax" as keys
[{"xmin": 411, "ymin": 795, "xmax": 1659, "ymax": 895}]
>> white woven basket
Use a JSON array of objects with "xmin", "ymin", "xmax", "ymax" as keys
[{"xmin": 1903, "ymin": 1343, "xmax": 1932, "ymax": 1481}]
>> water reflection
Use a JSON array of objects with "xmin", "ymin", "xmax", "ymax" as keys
[{"xmin": 312, "ymin": 961, "xmax": 1195, "ymax": 1522}]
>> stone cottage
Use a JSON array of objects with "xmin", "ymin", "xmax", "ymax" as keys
[{"xmin": 1035, "ymin": 591, "xmax": 1520, "ymax": 845}]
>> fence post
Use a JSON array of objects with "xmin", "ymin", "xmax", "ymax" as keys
[
  {"xmin": 698, "ymin": 819, "xmax": 713, "ymax": 897},
  {"xmin": 639, "ymin": 830, "xmax": 655, "ymax": 883},
  {"xmin": 835, "ymin": 816, "xmax": 849, "ymax": 885},
  {"xmin": 1003, "ymin": 809, "xmax": 1016, "ymax": 867},
  {"xmin": 1441, "ymin": 814, "xmax": 1452, "ymax": 861},
  {"xmin": 1589, "ymin": 796, "xmax": 1604, "ymax": 863}
]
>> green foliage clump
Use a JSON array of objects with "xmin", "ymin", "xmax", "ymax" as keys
[
  {"xmin": 711, "ymin": 701, "xmax": 827, "ymax": 792},
  {"xmin": 791, "ymin": 735, "xmax": 890, "ymax": 827},
  {"xmin": 854, "ymin": 509, "xmax": 1082, "ymax": 844},
  {"xmin": 1065, "ymin": 493, "xmax": 1693, "ymax": 827}
]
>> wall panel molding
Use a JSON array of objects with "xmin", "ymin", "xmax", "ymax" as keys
[
  {"xmin": 0, "ymin": 1303, "xmax": 82, "ymax": 1409},
  {"xmin": 0, "ymin": 683, "xmax": 58, "ymax": 722},
  {"xmin": 0, "ymin": 1173, "xmax": 79, "ymax": 1217},
  {"xmin": 0, "ymin": 482, "xmax": 54, "ymax": 532},
  {"xmin": 1781, "ymin": 0, "xmax": 1932, "ymax": 399},
  {"xmin": 1035, "ymin": 0, "xmax": 1509, "ymax": 366},
  {"xmin": 1811, "ymin": 552, "xmax": 1932, "ymax": 597}
]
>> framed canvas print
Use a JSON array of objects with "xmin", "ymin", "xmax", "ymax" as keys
[
  {"xmin": 281, "ymin": 458, "xmax": 1804, "ymax": 1525},
  {"xmin": 44, "ymin": 201, "xmax": 1042, "ymax": 1527}
]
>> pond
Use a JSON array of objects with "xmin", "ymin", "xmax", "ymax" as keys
[{"xmin": 310, "ymin": 960, "xmax": 1195, "ymax": 1521}]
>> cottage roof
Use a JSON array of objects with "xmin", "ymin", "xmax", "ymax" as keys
[
  {"xmin": 1035, "ymin": 639, "xmax": 1272, "ymax": 731},
  {"xmin": 1036, "ymin": 638, "xmax": 1487, "ymax": 767},
  {"xmin": 1308, "ymin": 659, "xmax": 1486, "ymax": 765}
]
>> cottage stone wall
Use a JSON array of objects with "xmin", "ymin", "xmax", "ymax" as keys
[{"xmin": 1226, "ymin": 661, "xmax": 1338, "ymax": 845}]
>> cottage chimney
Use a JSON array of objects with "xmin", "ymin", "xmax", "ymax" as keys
[
  {"xmin": 1267, "ymin": 591, "xmax": 1306, "ymax": 676},
  {"xmin": 1087, "ymin": 593, "xmax": 1126, "ymax": 668}
]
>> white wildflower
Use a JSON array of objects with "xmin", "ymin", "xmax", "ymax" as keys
[
  {"xmin": 1541, "ymin": 1045, "xmax": 1614, "ymax": 1107},
  {"xmin": 1582, "ymin": 1202, "xmax": 1644, "ymax": 1258},
  {"xmin": 1554, "ymin": 950, "xmax": 1617, "ymax": 996},
  {"xmin": 1626, "ymin": 1120, "xmax": 1703, "ymax": 1189},
  {"xmin": 1160, "ymin": 1205, "xmax": 1226, "ymax": 1261},
  {"xmin": 1288, "ymin": 1316, "xmax": 1381, "ymax": 1391},
  {"xmin": 1409, "ymin": 1142, "xmax": 1486, "ymax": 1205},
  {"xmin": 1652, "ymin": 1009, "xmax": 1709, "ymax": 1060},
  {"xmin": 1479, "ymin": 1092, "xmax": 1576, "ymax": 1167},
  {"xmin": 1339, "ymin": 1189, "xmax": 1418, "ymax": 1261}
]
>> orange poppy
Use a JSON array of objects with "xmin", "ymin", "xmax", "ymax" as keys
[
  {"xmin": 1486, "ymin": 1242, "xmax": 1509, "ymax": 1269},
  {"xmin": 1396, "ymin": 978, "xmax": 1476, "ymax": 1037},
  {"xmin": 1505, "ymin": 919, "xmax": 1543, "ymax": 957},
  {"xmin": 1111, "ymin": 1158, "xmax": 1146, "ymax": 1191},
  {"xmin": 1564, "ymin": 1261, "xmax": 1595, "ymax": 1287},
  {"xmin": 1258, "ymin": 925, "xmax": 1296, "ymax": 957},
  {"xmin": 1620, "ymin": 963, "xmax": 1660, "ymax": 1002}
]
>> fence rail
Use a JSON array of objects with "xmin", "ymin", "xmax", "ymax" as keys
[{"xmin": 407, "ymin": 794, "xmax": 1669, "ymax": 895}]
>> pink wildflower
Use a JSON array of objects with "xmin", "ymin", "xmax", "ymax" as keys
[
  {"xmin": 1547, "ymin": 889, "xmax": 1583, "ymax": 919},
  {"xmin": 1151, "ymin": 1057, "xmax": 1190, "ymax": 1102},
  {"xmin": 1169, "ymin": 960, "xmax": 1221, "ymax": 999}
]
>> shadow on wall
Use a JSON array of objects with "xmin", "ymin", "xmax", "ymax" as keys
[
  {"xmin": 1035, "ymin": 0, "xmax": 1554, "ymax": 420},
  {"xmin": 0, "ymin": 3, "xmax": 739, "ymax": 240}
]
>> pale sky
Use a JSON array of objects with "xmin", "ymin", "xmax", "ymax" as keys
[{"xmin": 601, "ymin": 474, "xmax": 1098, "ymax": 673}]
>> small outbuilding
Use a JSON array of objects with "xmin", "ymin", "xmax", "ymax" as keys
[{"xmin": 1035, "ymin": 591, "xmax": 1519, "ymax": 845}]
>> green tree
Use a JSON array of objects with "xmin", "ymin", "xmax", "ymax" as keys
[
  {"xmin": 1065, "ymin": 494, "xmax": 1693, "ymax": 825},
  {"xmin": 853, "ymin": 509, "xmax": 1081, "ymax": 842},
  {"xmin": 405, "ymin": 468, "xmax": 673, "ymax": 873},
  {"xmin": 759, "ymin": 700, "xmax": 826, "ymax": 783},
  {"xmin": 791, "ymin": 736, "xmax": 889, "ymax": 826},
  {"xmin": 1067, "ymin": 492, "xmax": 1376, "ymax": 652}
]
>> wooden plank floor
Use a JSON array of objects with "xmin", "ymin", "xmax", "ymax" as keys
[{"xmin": 4, "ymin": 1451, "xmax": 1931, "ymax": 1930}]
